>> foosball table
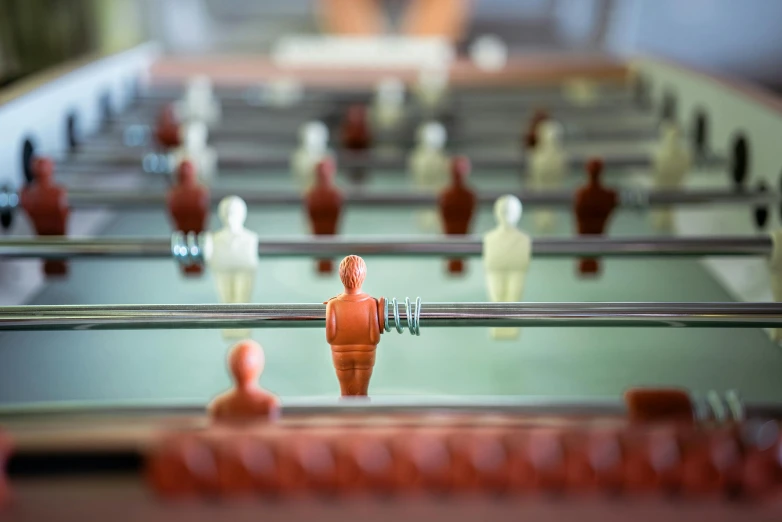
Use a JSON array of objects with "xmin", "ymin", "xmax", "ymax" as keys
[{"xmin": 1, "ymin": 41, "xmax": 782, "ymax": 520}]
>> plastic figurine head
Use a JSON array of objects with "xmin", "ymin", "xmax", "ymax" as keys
[
  {"xmin": 494, "ymin": 195, "xmax": 522, "ymax": 228},
  {"xmin": 538, "ymin": 120, "xmax": 562, "ymax": 147},
  {"xmin": 418, "ymin": 66, "xmax": 448, "ymax": 90},
  {"xmin": 339, "ymin": 255, "xmax": 367, "ymax": 292},
  {"xmin": 33, "ymin": 157, "xmax": 55, "ymax": 183},
  {"xmin": 586, "ymin": 157, "xmax": 603, "ymax": 183},
  {"xmin": 418, "ymin": 122, "xmax": 446, "ymax": 149},
  {"xmin": 184, "ymin": 121, "xmax": 208, "ymax": 150},
  {"xmin": 159, "ymin": 103, "xmax": 177, "ymax": 124},
  {"xmin": 186, "ymin": 75, "xmax": 213, "ymax": 102},
  {"xmin": 451, "ymin": 155, "xmax": 471, "ymax": 184},
  {"xmin": 315, "ymin": 158, "xmax": 336, "ymax": 185},
  {"xmin": 347, "ymin": 104, "xmax": 367, "ymax": 123},
  {"xmin": 229, "ymin": 340, "xmax": 264, "ymax": 388},
  {"xmin": 301, "ymin": 121, "xmax": 329, "ymax": 150},
  {"xmin": 660, "ymin": 121, "xmax": 680, "ymax": 143},
  {"xmin": 177, "ymin": 160, "xmax": 197, "ymax": 185},
  {"xmin": 218, "ymin": 196, "xmax": 247, "ymax": 231},
  {"xmin": 530, "ymin": 108, "xmax": 549, "ymax": 126},
  {"xmin": 377, "ymin": 77, "xmax": 405, "ymax": 105}
]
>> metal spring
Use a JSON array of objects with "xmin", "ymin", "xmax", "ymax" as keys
[
  {"xmin": 170, "ymin": 231, "xmax": 204, "ymax": 267},
  {"xmin": 384, "ymin": 296, "xmax": 422, "ymax": 336},
  {"xmin": 619, "ymin": 187, "xmax": 650, "ymax": 210},
  {"xmin": 692, "ymin": 389, "xmax": 745, "ymax": 424},
  {"xmin": 142, "ymin": 152, "xmax": 176, "ymax": 175},
  {"xmin": 0, "ymin": 187, "xmax": 19, "ymax": 212},
  {"xmin": 123, "ymin": 124, "xmax": 151, "ymax": 148}
]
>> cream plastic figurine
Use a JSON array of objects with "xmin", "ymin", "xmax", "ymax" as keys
[
  {"xmin": 291, "ymin": 121, "xmax": 331, "ymax": 191},
  {"xmin": 530, "ymin": 120, "xmax": 567, "ymax": 232},
  {"xmin": 482, "ymin": 195, "xmax": 532, "ymax": 340},
  {"xmin": 408, "ymin": 121, "xmax": 449, "ymax": 231},
  {"xmin": 171, "ymin": 121, "xmax": 217, "ymax": 183},
  {"xmin": 651, "ymin": 122, "xmax": 692, "ymax": 231},
  {"xmin": 203, "ymin": 196, "xmax": 259, "ymax": 339},
  {"xmin": 414, "ymin": 67, "xmax": 449, "ymax": 114},
  {"xmin": 175, "ymin": 75, "xmax": 222, "ymax": 126},
  {"xmin": 371, "ymin": 77, "xmax": 405, "ymax": 132}
]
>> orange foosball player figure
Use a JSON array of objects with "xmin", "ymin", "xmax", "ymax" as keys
[
  {"xmin": 573, "ymin": 158, "xmax": 617, "ymax": 277},
  {"xmin": 208, "ymin": 340, "xmax": 281, "ymax": 424},
  {"xmin": 325, "ymin": 255, "xmax": 385, "ymax": 397},
  {"xmin": 20, "ymin": 157, "xmax": 69, "ymax": 276}
]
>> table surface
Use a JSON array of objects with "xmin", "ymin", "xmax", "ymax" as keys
[{"xmin": 2, "ymin": 95, "xmax": 781, "ymax": 413}]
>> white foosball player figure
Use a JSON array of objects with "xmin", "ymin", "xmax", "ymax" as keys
[
  {"xmin": 768, "ymin": 230, "xmax": 782, "ymax": 343},
  {"xmin": 291, "ymin": 121, "xmax": 332, "ymax": 191},
  {"xmin": 408, "ymin": 121, "xmax": 449, "ymax": 231},
  {"xmin": 651, "ymin": 122, "xmax": 692, "ymax": 232},
  {"xmin": 483, "ymin": 195, "xmax": 532, "ymax": 340},
  {"xmin": 414, "ymin": 67, "xmax": 449, "ymax": 115},
  {"xmin": 371, "ymin": 77, "xmax": 405, "ymax": 133},
  {"xmin": 203, "ymin": 196, "xmax": 259, "ymax": 339},
  {"xmin": 562, "ymin": 78, "xmax": 599, "ymax": 107},
  {"xmin": 175, "ymin": 75, "xmax": 222, "ymax": 126},
  {"xmin": 530, "ymin": 120, "xmax": 567, "ymax": 232},
  {"xmin": 171, "ymin": 121, "xmax": 217, "ymax": 184},
  {"xmin": 469, "ymin": 35, "xmax": 508, "ymax": 72}
]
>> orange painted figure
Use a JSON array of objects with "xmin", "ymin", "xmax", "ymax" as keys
[
  {"xmin": 20, "ymin": 157, "xmax": 69, "ymax": 276},
  {"xmin": 166, "ymin": 160, "xmax": 210, "ymax": 275},
  {"xmin": 325, "ymin": 255, "xmax": 385, "ymax": 397},
  {"xmin": 341, "ymin": 104, "xmax": 372, "ymax": 183},
  {"xmin": 573, "ymin": 158, "xmax": 617, "ymax": 276},
  {"xmin": 306, "ymin": 158, "xmax": 344, "ymax": 274},
  {"xmin": 208, "ymin": 340, "xmax": 281, "ymax": 423},
  {"xmin": 155, "ymin": 103, "xmax": 181, "ymax": 149},
  {"xmin": 438, "ymin": 155, "xmax": 476, "ymax": 274},
  {"xmin": 523, "ymin": 109, "xmax": 549, "ymax": 150}
]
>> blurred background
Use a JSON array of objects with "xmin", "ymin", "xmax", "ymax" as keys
[{"xmin": 2, "ymin": 0, "xmax": 782, "ymax": 90}]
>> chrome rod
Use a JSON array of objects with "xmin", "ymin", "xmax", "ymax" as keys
[
  {"xmin": 51, "ymin": 151, "xmax": 727, "ymax": 174},
  {"xmin": 5, "ymin": 188, "xmax": 771, "ymax": 211},
  {"xmin": 0, "ymin": 236, "xmax": 772, "ymax": 259},
  {"xmin": 2, "ymin": 394, "xmax": 776, "ymax": 422},
  {"xmin": 1, "ymin": 302, "xmax": 782, "ymax": 331}
]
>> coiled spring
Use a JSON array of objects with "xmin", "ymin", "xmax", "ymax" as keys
[
  {"xmin": 619, "ymin": 187, "xmax": 650, "ymax": 210},
  {"xmin": 142, "ymin": 152, "xmax": 176, "ymax": 175},
  {"xmin": 692, "ymin": 389, "xmax": 745, "ymax": 424},
  {"xmin": 171, "ymin": 231, "xmax": 205, "ymax": 267},
  {"xmin": 384, "ymin": 296, "xmax": 422, "ymax": 336}
]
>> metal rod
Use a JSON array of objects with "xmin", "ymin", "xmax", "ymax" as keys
[
  {"xmin": 0, "ymin": 236, "xmax": 772, "ymax": 260},
  {"xmin": 0, "ymin": 186, "xmax": 732, "ymax": 213},
  {"xmin": 1, "ymin": 302, "xmax": 781, "ymax": 331},
  {"xmin": 6, "ymin": 188, "xmax": 765, "ymax": 211},
  {"xmin": 2, "ymin": 395, "xmax": 777, "ymax": 422}
]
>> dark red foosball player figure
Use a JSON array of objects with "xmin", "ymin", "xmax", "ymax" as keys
[
  {"xmin": 340, "ymin": 104, "xmax": 372, "ymax": 183},
  {"xmin": 20, "ymin": 157, "xmax": 69, "ymax": 276},
  {"xmin": 208, "ymin": 339, "xmax": 281, "ymax": 423},
  {"xmin": 166, "ymin": 160, "xmax": 209, "ymax": 275},
  {"xmin": 325, "ymin": 255, "xmax": 385, "ymax": 397},
  {"xmin": 438, "ymin": 155, "xmax": 476, "ymax": 274},
  {"xmin": 573, "ymin": 157, "xmax": 617, "ymax": 277},
  {"xmin": 305, "ymin": 158, "xmax": 344, "ymax": 274},
  {"xmin": 155, "ymin": 103, "xmax": 182, "ymax": 149},
  {"xmin": 523, "ymin": 108, "xmax": 549, "ymax": 151}
]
